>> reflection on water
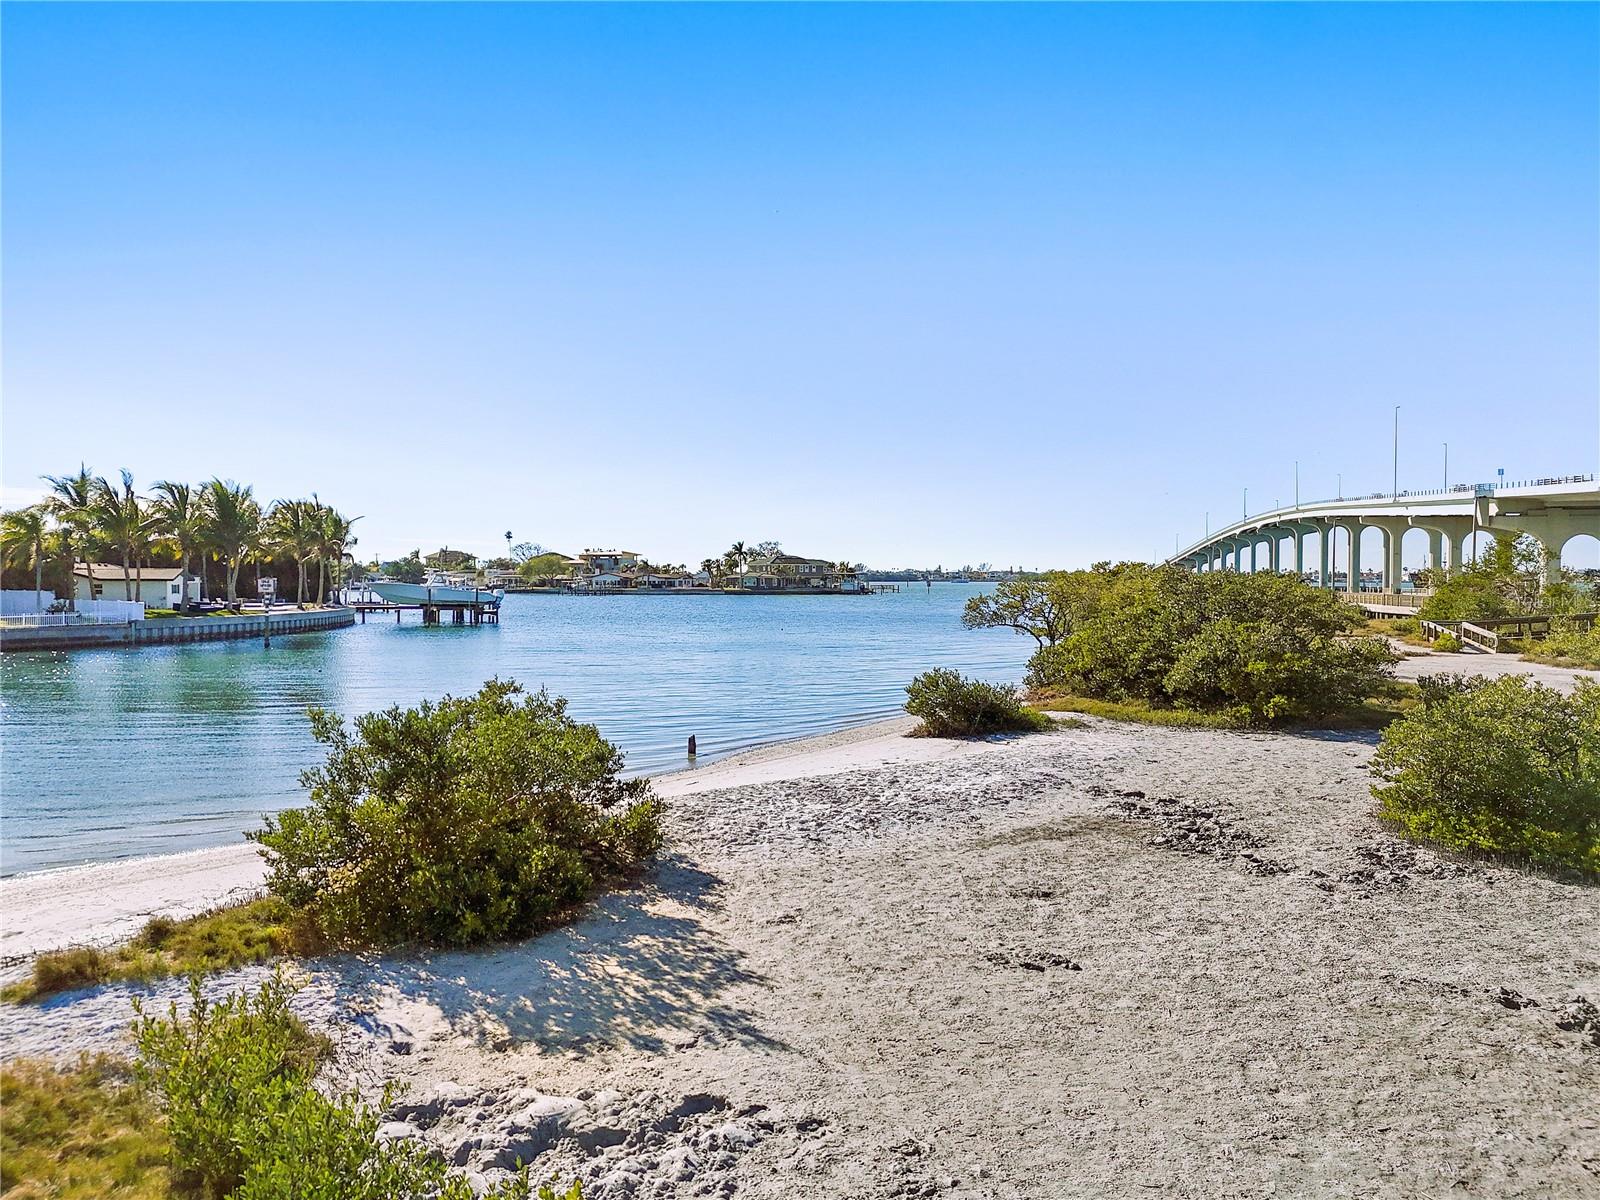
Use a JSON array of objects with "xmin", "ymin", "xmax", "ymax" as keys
[{"xmin": 0, "ymin": 585, "xmax": 1030, "ymax": 875}]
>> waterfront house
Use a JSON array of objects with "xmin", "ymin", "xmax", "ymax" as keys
[
  {"xmin": 629, "ymin": 570, "xmax": 693, "ymax": 590},
  {"xmin": 73, "ymin": 563, "xmax": 199, "ymax": 608},
  {"xmin": 738, "ymin": 553, "xmax": 859, "ymax": 591}
]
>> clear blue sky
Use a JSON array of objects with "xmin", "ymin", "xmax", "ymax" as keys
[{"xmin": 4, "ymin": 3, "xmax": 1597, "ymax": 568}]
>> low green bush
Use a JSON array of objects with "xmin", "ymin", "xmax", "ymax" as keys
[
  {"xmin": 1431, "ymin": 632, "xmax": 1463, "ymax": 652},
  {"xmin": 129, "ymin": 974, "xmax": 572, "ymax": 1200},
  {"xmin": 904, "ymin": 669, "xmax": 1052, "ymax": 737},
  {"xmin": 1026, "ymin": 567, "xmax": 1395, "ymax": 725},
  {"xmin": 251, "ymin": 679, "xmax": 663, "ymax": 948},
  {"xmin": 1525, "ymin": 621, "xmax": 1600, "ymax": 670},
  {"xmin": 1371, "ymin": 675, "xmax": 1600, "ymax": 876}
]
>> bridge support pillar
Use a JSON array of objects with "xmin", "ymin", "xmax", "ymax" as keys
[
  {"xmin": 1361, "ymin": 517, "xmax": 1410, "ymax": 592},
  {"xmin": 1409, "ymin": 516, "xmax": 1477, "ymax": 575}
]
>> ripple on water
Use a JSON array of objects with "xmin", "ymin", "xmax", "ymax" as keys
[{"xmin": 1, "ymin": 585, "xmax": 1030, "ymax": 874}]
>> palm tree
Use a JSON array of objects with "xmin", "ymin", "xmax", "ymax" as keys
[
  {"xmin": 1, "ymin": 507, "xmax": 54, "ymax": 613},
  {"xmin": 150, "ymin": 481, "xmax": 204, "ymax": 613},
  {"xmin": 728, "ymin": 541, "xmax": 748, "ymax": 574},
  {"xmin": 267, "ymin": 498, "xmax": 318, "ymax": 606},
  {"xmin": 92, "ymin": 470, "xmax": 150, "ymax": 602},
  {"xmin": 42, "ymin": 464, "xmax": 96, "ymax": 610},
  {"xmin": 316, "ymin": 506, "xmax": 359, "ymax": 604},
  {"xmin": 200, "ymin": 479, "xmax": 261, "ymax": 609}
]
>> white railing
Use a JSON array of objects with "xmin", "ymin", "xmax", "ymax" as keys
[
  {"xmin": 0, "ymin": 599, "xmax": 146, "ymax": 625},
  {"xmin": 1, "ymin": 612, "xmax": 106, "ymax": 628},
  {"xmin": 1173, "ymin": 472, "xmax": 1597, "ymax": 563}
]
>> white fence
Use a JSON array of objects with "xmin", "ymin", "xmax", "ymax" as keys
[
  {"xmin": 1, "ymin": 589, "xmax": 56, "ymax": 616},
  {"xmin": 0, "ymin": 597, "xmax": 145, "ymax": 626}
]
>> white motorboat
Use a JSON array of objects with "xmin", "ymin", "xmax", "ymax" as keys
[{"xmin": 365, "ymin": 579, "xmax": 504, "ymax": 607}]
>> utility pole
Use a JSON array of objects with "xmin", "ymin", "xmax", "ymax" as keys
[
  {"xmin": 1243, "ymin": 488, "xmax": 1248, "ymax": 519},
  {"xmin": 1392, "ymin": 405, "xmax": 1401, "ymax": 499},
  {"xmin": 1294, "ymin": 461, "xmax": 1299, "ymax": 508},
  {"xmin": 1337, "ymin": 472, "xmax": 1342, "ymax": 499},
  {"xmin": 1443, "ymin": 442, "xmax": 1448, "ymax": 490}
]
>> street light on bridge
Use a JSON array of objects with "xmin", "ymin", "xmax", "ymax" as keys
[{"xmin": 1392, "ymin": 405, "xmax": 1401, "ymax": 500}]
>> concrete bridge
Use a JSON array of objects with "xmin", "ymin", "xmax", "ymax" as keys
[{"xmin": 1167, "ymin": 474, "xmax": 1599, "ymax": 592}]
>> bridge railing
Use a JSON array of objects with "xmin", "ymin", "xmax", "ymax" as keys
[{"xmin": 1173, "ymin": 473, "xmax": 1597, "ymax": 562}]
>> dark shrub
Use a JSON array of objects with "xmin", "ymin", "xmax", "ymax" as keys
[
  {"xmin": 251, "ymin": 679, "xmax": 662, "ymax": 948},
  {"xmin": 1027, "ymin": 566, "xmax": 1394, "ymax": 725},
  {"xmin": 1370, "ymin": 675, "xmax": 1599, "ymax": 876},
  {"xmin": 905, "ymin": 669, "xmax": 1052, "ymax": 737}
]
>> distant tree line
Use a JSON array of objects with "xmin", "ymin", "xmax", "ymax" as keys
[{"xmin": 0, "ymin": 465, "xmax": 357, "ymax": 611}]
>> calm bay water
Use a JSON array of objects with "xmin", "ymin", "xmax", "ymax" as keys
[{"xmin": 0, "ymin": 584, "xmax": 1030, "ymax": 876}]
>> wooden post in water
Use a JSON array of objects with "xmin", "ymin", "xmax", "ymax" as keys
[
  {"xmin": 687, "ymin": 734, "xmax": 697, "ymax": 759},
  {"xmin": 263, "ymin": 605, "xmax": 270, "ymax": 648}
]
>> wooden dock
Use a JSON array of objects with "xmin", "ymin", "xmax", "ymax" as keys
[{"xmin": 349, "ymin": 600, "xmax": 500, "ymax": 625}]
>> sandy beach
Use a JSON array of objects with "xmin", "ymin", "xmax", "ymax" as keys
[{"xmin": 3, "ymin": 653, "xmax": 1597, "ymax": 1199}]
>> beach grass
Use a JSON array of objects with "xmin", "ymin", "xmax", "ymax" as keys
[
  {"xmin": 1, "ymin": 896, "xmax": 317, "ymax": 1005},
  {"xmin": 1031, "ymin": 682, "xmax": 1419, "ymax": 732},
  {"xmin": 0, "ymin": 1055, "xmax": 169, "ymax": 1200}
]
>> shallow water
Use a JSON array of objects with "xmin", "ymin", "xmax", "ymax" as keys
[{"xmin": 0, "ymin": 584, "xmax": 1030, "ymax": 875}]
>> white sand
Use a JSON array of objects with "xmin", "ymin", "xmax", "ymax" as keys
[{"xmin": 4, "ymin": 658, "xmax": 1597, "ymax": 1198}]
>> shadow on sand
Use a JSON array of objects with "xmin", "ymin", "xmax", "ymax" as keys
[{"xmin": 327, "ymin": 855, "xmax": 787, "ymax": 1056}]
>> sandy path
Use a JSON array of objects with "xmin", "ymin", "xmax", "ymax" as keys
[
  {"xmin": 5, "ymin": 716, "xmax": 1596, "ymax": 1199},
  {"xmin": 1391, "ymin": 649, "xmax": 1598, "ymax": 692}
]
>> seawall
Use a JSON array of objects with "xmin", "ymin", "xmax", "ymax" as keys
[{"xmin": 0, "ymin": 607, "xmax": 356, "ymax": 652}]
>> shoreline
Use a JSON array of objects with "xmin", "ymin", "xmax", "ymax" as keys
[
  {"xmin": 5, "ymin": 650, "xmax": 1593, "ymax": 967},
  {"xmin": 0, "ymin": 712, "xmax": 1000, "ymax": 965},
  {"xmin": 5, "ymin": 709, "xmax": 1594, "ymax": 1196}
]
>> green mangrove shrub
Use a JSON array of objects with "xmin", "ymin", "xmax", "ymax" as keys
[
  {"xmin": 905, "ymin": 669, "xmax": 1051, "ymax": 737},
  {"xmin": 1026, "ymin": 566, "xmax": 1395, "ymax": 725},
  {"xmin": 251, "ymin": 679, "xmax": 662, "ymax": 948},
  {"xmin": 1418, "ymin": 533, "xmax": 1583, "ymax": 622},
  {"xmin": 131, "ymin": 975, "xmax": 565, "ymax": 1200},
  {"xmin": 1370, "ymin": 674, "xmax": 1600, "ymax": 876}
]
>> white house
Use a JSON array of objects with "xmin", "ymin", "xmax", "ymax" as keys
[
  {"xmin": 575, "ymin": 570, "xmax": 628, "ymax": 589},
  {"xmin": 73, "ymin": 564, "xmax": 200, "ymax": 608}
]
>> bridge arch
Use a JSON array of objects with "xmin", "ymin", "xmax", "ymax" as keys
[
  {"xmin": 1560, "ymin": 533, "xmax": 1599, "ymax": 572},
  {"xmin": 1399, "ymin": 526, "xmax": 1432, "ymax": 576}
]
